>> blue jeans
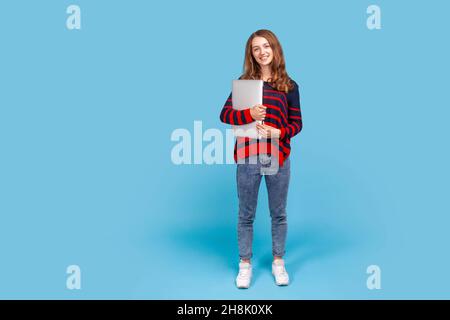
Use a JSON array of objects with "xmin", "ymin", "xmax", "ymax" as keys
[{"xmin": 236, "ymin": 154, "xmax": 290, "ymax": 260}]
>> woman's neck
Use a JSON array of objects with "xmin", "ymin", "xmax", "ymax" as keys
[{"xmin": 261, "ymin": 66, "xmax": 272, "ymax": 81}]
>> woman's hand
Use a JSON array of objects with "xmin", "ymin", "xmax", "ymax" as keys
[
  {"xmin": 256, "ymin": 123, "xmax": 281, "ymax": 139},
  {"xmin": 250, "ymin": 104, "xmax": 267, "ymax": 121}
]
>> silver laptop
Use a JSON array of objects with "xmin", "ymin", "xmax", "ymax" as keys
[{"xmin": 232, "ymin": 80, "xmax": 263, "ymax": 138}]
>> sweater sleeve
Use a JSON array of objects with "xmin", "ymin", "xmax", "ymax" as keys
[
  {"xmin": 219, "ymin": 92, "xmax": 254, "ymax": 125},
  {"xmin": 280, "ymin": 81, "xmax": 303, "ymax": 139}
]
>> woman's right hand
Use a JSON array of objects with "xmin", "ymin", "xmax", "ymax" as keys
[{"xmin": 250, "ymin": 104, "xmax": 267, "ymax": 121}]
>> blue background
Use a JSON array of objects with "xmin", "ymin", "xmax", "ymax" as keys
[{"xmin": 1, "ymin": 0, "xmax": 449, "ymax": 299}]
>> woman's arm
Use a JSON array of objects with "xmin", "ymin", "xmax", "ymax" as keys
[
  {"xmin": 280, "ymin": 81, "xmax": 303, "ymax": 139},
  {"xmin": 219, "ymin": 93, "xmax": 255, "ymax": 125}
]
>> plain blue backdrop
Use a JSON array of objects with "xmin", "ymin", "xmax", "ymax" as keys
[{"xmin": 1, "ymin": 0, "xmax": 449, "ymax": 299}]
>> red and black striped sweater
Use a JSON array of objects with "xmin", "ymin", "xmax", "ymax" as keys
[{"xmin": 220, "ymin": 79, "xmax": 303, "ymax": 167}]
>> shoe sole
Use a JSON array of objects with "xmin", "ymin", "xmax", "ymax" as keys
[
  {"xmin": 272, "ymin": 271, "xmax": 289, "ymax": 286},
  {"xmin": 236, "ymin": 282, "xmax": 250, "ymax": 289}
]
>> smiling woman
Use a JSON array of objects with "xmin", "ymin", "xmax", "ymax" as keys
[
  {"xmin": 219, "ymin": 29, "xmax": 303, "ymax": 289},
  {"xmin": 241, "ymin": 30, "xmax": 294, "ymax": 93},
  {"xmin": 252, "ymin": 37, "xmax": 274, "ymax": 71}
]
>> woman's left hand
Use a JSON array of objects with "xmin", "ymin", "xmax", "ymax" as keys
[{"xmin": 256, "ymin": 123, "xmax": 281, "ymax": 139}]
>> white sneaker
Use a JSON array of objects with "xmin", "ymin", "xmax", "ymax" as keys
[
  {"xmin": 272, "ymin": 259, "xmax": 289, "ymax": 286},
  {"xmin": 236, "ymin": 261, "xmax": 252, "ymax": 289}
]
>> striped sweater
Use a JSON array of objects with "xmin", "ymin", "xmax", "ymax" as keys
[{"xmin": 220, "ymin": 79, "xmax": 302, "ymax": 166}]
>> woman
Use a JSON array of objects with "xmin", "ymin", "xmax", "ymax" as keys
[{"xmin": 220, "ymin": 29, "xmax": 303, "ymax": 288}]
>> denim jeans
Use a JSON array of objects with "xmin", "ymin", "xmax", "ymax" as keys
[{"xmin": 236, "ymin": 154, "xmax": 290, "ymax": 260}]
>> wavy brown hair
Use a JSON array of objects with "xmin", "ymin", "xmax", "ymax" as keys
[{"xmin": 240, "ymin": 29, "xmax": 294, "ymax": 93}]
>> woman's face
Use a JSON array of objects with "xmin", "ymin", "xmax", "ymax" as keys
[{"xmin": 251, "ymin": 36, "xmax": 273, "ymax": 67}]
